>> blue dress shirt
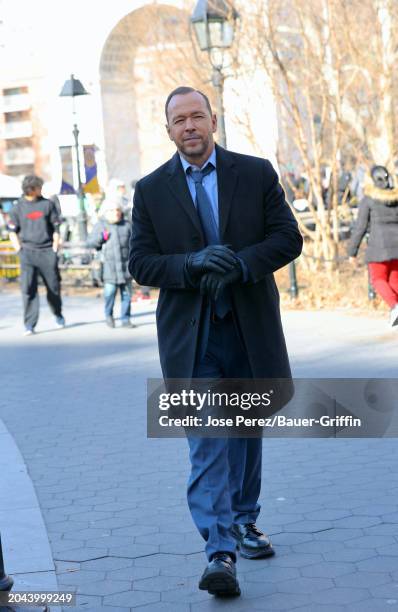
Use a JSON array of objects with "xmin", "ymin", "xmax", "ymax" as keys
[{"xmin": 179, "ymin": 148, "xmax": 249, "ymax": 282}]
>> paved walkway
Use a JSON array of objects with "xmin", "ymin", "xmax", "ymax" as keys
[{"xmin": 1, "ymin": 288, "xmax": 398, "ymax": 611}]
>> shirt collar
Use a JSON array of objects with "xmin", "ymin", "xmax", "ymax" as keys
[{"xmin": 179, "ymin": 147, "xmax": 217, "ymax": 175}]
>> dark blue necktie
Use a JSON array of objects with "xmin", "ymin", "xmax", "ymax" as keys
[
  {"xmin": 189, "ymin": 163, "xmax": 230, "ymax": 318},
  {"xmin": 189, "ymin": 164, "xmax": 219, "ymax": 244}
]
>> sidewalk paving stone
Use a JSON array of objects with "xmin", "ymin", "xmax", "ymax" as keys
[
  {"xmin": 108, "ymin": 566, "xmax": 160, "ymax": 581},
  {"xmin": 365, "ymin": 524, "xmax": 398, "ymax": 535},
  {"xmin": 80, "ymin": 557, "xmax": 134, "ymax": 571},
  {"xmin": 276, "ymin": 576, "xmax": 334, "ymax": 593},
  {"xmin": 249, "ymin": 592, "xmax": 312, "ymax": 609},
  {"xmin": 301, "ymin": 561, "xmax": 355, "ymax": 578},
  {"xmin": 77, "ymin": 579, "xmax": 132, "ymax": 596},
  {"xmin": 106, "ymin": 544, "xmax": 160, "ymax": 557},
  {"xmin": 358, "ymin": 556, "xmax": 398, "ymax": 572},
  {"xmin": 313, "ymin": 527, "xmax": 363, "ymax": 540},
  {"xmin": 293, "ymin": 606, "xmax": 346, "ymax": 612},
  {"xmin": 345, "ymin": 534, "xmax": 397, "ymax": 548},
  {"xmin": 134, "ymin": 604, "xmax": 190, "ymax": 612},
  {"xmin": 349, "ymin": 600, "xmax": 398, "ymax": 612},
  {"xmin": 267, "ymin": 552, "xmax": 323, "ymax": 567},
  {"xmin": 133, "ymin": 575, "xmax": 190, "ymax": 591},
  {"xmin": 58, "ymin": 569, "xmax": 106, "ymax": 584},
  {"xmin": 310, "ymin": 586, "xmax": 370, "ymax": 604},
  {"xmin": 104, "ymin": 590, "xmax": 161, "ymax": 607},
  {"xmin": 244, "ymin": 566, "xmax": 301, "ymax": 582},
  {"xmin": 334, "ymin": 570, "xmax": 391, "ymax": 588},
  {"xmin": 369, "ymin": 583, "xmax": 398, "ymax": 599},
  {"xmin": 54, "ymin": 547, "xmax": 109, "ymax": 562},
  {"xmin": 322, "ymin": 548, "xmax": 377, "ymax": 562}
]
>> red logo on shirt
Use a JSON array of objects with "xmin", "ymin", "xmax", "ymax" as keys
[{"xmin": 25, "ymin": 211, "xmax": 44, "ymax": 220}]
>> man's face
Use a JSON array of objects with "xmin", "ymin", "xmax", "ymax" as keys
[
  {"xmin": 166, "ymin": 92, "xmax": 217, "ymax": 161},
  {"xmin": 26, "ymin": 187, "xmax": 42, "ymax": 199}
]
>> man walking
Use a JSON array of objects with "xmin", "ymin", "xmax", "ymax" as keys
[
  {"xmin": 129, "ymin": 87, "xmax": 302, "ymax": 596},
  {"xmin": 8, "ymin": 175, "xmax": 65, "ymax": 335}
]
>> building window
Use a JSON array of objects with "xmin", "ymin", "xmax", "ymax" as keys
[
  {"xmin": 4, "ymin": 110, "xmax": 30, "ymax": 123},
  {"xmin": 3, "ymin": 86, "xmax": 29, "ymax": 96},
  {"xmin": 6, "ymin": 164, "xmax": 35, "ymax": 177}
]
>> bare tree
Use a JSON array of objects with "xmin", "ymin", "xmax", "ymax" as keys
[{"xmin": 229, "ymin": 0, "xmax": 398, "ymax": 269}]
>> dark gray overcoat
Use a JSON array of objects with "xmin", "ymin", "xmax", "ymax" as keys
[{"xmin": 129, "ymin": 145, "xmax": 303, "ymax": 379}]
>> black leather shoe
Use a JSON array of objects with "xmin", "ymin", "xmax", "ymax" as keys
[
  {"xmin": 199, "ymin": 552, "xmax": 240, "ymax": 597},
  {"xmin": 232, "ymin": 523, "xmax": 275, "ymax": 559}
]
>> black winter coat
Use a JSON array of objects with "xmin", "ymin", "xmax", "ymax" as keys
[
  {"xmin": 348, "ymin": 184, "xmax": 398, "ymax": 262},
  {"xmin": 129, "ymin": 144, "xmax": 303, "ymax": 379},
  {"xmin": 87, "ymin": 218, "xmax": 131, "ymax": 284}
]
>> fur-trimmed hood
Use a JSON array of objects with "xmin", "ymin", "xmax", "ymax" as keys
[{"xmin": 364, "ymin": 178, "xmax": 398, "ymax": 205}]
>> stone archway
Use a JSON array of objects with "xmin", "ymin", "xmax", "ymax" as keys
[{"xmin": 99, "ymin": 4, "xmax": 199, "ymax": 188}]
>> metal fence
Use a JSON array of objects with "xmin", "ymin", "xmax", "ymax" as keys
[
  {"xmin": 0, "ymin": 243, "xmax": 19, "ymax": 280},
  {"xmin": 0, "ymin": 241, "xmax": 99, "ymax": 287},
  {"xmin": 0, "ymin": 235, "xmax": 376, "ymax": 299}
]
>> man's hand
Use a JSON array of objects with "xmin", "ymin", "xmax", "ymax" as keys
[
  {"xmin": 9, "ymin": 231, "xmax": 21, "ymax": 254},
  {"xmin": 349, "ymin": 256, "xmax": 356, "ymax": 264},
  {"xmin": 186, "ymin": 245, "xmax": 238, "ymax": 277},
  {"xmin": 200, "ymin": 265, "xmax": 242, "ymax": 300},
  {"xmin": 52, "ymin": 232, "xmax": 60, "ymax": 253}
]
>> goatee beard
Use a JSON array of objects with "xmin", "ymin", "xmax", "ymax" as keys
[{"xmin": 181, "ymin": 139, "xmax": 209, "ymax": 159}]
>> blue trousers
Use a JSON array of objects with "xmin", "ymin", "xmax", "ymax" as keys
[
  {"xmin": 187, "ymin": 313, "xmax": 262, "ymax": 560},
  {"xmin": 104, "ymin": 282, "xmax": 131, "ymax": 321}
]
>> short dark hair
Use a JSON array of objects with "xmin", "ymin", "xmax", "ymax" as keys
[
  {"xmin": 165, "ymin": 86, "xmax": 212, "ymax": 121},
  {"xmin": 22, "ymin": 175, "xmax": 44, "ymax": 196}
]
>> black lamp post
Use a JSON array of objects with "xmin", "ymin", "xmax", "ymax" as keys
[
  {"xmin": 60, "ymin": 74, "xmax": 89, "ymax": 241},
  {"xmin": 191, "ymin": 0, "xmax": 238, "ymax": 148},
  {"xmin": 288, "ymin": 260, "xmax": 299, "ymax": 298}
]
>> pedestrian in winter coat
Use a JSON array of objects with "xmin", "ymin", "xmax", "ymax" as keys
[
  {"xmin": 87, "ymin": 200, "xmax": 136, "ymax": 328},
  {"xmin": 348, "ymin": 165, "xmax": 398, "ymax": 327}
]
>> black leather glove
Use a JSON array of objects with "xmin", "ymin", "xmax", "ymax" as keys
[
  {"xmin": 186, "ymin": 245, "xmax": 238, "ymax": 277},
  {"xmin": 200, "ymin": 264, "xmax": 242, "ymax": 300}
]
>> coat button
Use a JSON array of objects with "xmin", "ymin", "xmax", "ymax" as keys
[{"xmin": 190, "ymin": 317, "xmax": 196, "ymax": 326}]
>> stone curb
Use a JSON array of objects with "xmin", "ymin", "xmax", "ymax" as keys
[{"xmin": 0, "ymin": 418, "xmax": 58, "ymax": 593}]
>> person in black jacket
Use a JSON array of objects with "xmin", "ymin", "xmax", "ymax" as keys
[
  {"xmin": 8, "ymin": 175, "xmax": 65, "ymax": 335},
  {"xmin": 348, "ymin": 165, "xmax": 398, "ymax": 327},
  {"xmin": 87, "ymin": 200, "xmax": 136, "ymax": 328}
]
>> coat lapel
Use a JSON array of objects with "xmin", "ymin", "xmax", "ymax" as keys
[
  {"xmin": 215, "ymin": 144, "xmax": 238, "ymax": 241},
  {"xmin": 166, "ymin": 152, "xmax": 204, "ymax": 236}
]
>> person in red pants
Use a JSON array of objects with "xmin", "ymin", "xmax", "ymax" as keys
[{"xmin": 348, "ymin": 165, "xmax": 398, "ymax": 327}]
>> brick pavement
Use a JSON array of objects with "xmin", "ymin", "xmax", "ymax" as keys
[{"xmin": 1, "ymin": 288, "xmax": 398, "ymax": 611}]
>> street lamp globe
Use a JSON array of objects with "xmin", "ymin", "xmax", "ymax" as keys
[
  {"xmin": 60, "ymin": 74, "xmax": 89, "ymax": 98},
  {"xmin": 191, "ymin": 0, "xmax": 238, "ymax": 52}
]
